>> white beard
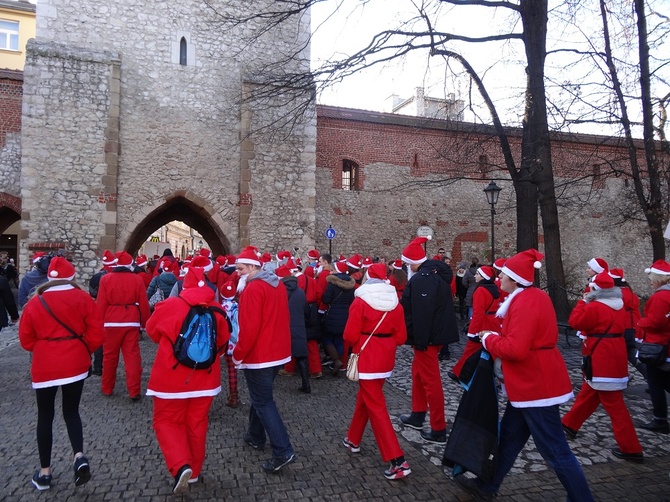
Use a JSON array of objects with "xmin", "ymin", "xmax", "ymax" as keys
[{"xmin": 237, "ymin": 274, "xmax": 249, "ymax": 293}]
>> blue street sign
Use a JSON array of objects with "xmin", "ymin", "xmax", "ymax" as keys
[{"xmin": 325, "ymin": 227, "xmax": 337, "ymax": 240}]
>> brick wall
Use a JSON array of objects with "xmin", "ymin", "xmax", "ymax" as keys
[{"xmin": 0, "ymin": 72, "xmax": 23, "ymax": 149}]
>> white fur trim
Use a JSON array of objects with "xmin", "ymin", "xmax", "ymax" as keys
[{"xmin": 588, "ymin": 258, "xmax": 605, "ymax": 274}]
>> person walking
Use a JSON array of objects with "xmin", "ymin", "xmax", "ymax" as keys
[
  {"xmin": 18, "ymin": 253, "xmax": 51, "ymax": 307},
  {"xmin": 145, "ymin": 266, "xmax": 230, "ymax": 494},
  {"xmin": 232, "ymin": 246, "xmax": 296, "ymax": 473},
  {"xmin": 636, "ymin": 259, "xmax": 670, "ymax": 434},
  {"xmin": 220, "ymin": 281, "xmax": 241, "ymax": 408},
  {"xmin": 321, "ymin": 260, "xmax": 356, "ymax": 375},
  {"xmin": 0, "ymin": 273, "xmax": 19, "ymax": 332},
  {"xmin": 19, "ymin": 257, "xmax": 104, "ymax": 491},
  {"xmin": 456, "ymin": 249, "xmax": 594, "ymax": 502},
  {"xmin": 97, "ymin": 251, "xmax": 151, "ymax": 400},
  {"xmin": 342, "ymin": 263, "xmax": 410, "ymax": 479},
  {"xmin": 561, "ymin": 272, "xmax": 643, "ymax": 463},
  {"xmin": 398, "ymin": 236, "xmax": 459, "ymax": 444}
]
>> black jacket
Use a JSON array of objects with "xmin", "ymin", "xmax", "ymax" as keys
[
  {"xmin": 0, "ymin": 276, "xmax": 19, "ymax": 329},
  {"xmin": 281, "ymin": 277, "xmax": 308, "ymax": 358},
  {"xmin": 401, "ymin": 259, "xmax": 459, "ymax": 349},
  {"xmin": 322, "ymin": 273, "xmax": 355, "ymax": 335}
]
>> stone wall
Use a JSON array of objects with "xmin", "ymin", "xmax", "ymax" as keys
[{"xmin": 17, "ymin": 0, "xmax": 315, "ymax": 281}]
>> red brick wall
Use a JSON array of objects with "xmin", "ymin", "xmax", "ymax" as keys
[{"xmin": 0, "ymin": 75, "xmax": 23, "ymax": 149}]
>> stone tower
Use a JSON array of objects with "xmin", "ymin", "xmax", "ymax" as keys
[{"xmin": 20, "ymin": 1, "xmax": 316, "ymax": 279}]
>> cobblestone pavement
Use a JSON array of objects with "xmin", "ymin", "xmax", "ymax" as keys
[{"xmin": 1, "ymin": 320, "xmax": 669, "ymax": 501}]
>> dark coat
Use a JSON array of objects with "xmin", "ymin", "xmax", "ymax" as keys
[
  {"xmin": 0, "ymin": 275, "xmax": 19, "ymax": 329},
  {"xmin": 147, "ymin": 272, "xmax": 178, "ymax": 299},
  {"xmin": 322, "ymin": 272, "xmax": 356, "ymax": 335},
  {"xmin": 401, "ymin": 259, "xmax": 459, "ymax": 349},
  {"xmin": 282, "ymin": 277, "xmax": 308, "ymax": 358}
]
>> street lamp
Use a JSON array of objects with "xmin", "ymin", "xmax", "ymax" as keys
[
  {"xmin": 483, "ymin": 181, "xmax": 502, "ymax": 263},
  {"xmin": 198, "ymin": 240, "xmax": 203, "ymax": 251}
]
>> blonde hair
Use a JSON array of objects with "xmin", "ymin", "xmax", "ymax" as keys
[{"xmin": 648, "ymin": 272, "xmax": 670, "ymax": 286}]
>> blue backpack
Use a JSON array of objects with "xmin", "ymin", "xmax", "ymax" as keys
[{"xmin": 173, "ymin": 304, "xmax": 228, "ymax": 370}]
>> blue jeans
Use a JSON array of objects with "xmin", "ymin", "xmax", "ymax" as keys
[
  {"xmin": 244, "ymin": 366, "xmax": 294, "ymax": 459},
  {"xmin": 479, "ymin": 402, "xmax": 593, "ymax": 502}
]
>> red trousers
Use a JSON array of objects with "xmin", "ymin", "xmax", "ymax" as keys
[
  {"xmin": 347, "ymin": 379, "xmax": 403, "ymax": 462},
  {"xmin": 412, "ymin": 346, "xmax": 447, "ymax": 431},
  {"xmin": 101, "ymin": 327, "xmax": 142, "ymax": 397},
  {"xmin": 562, "ymin": 383, "xmax": 642, "ymax": 454},
  {"xmin": 451, "ymin": 339, "xmax": 480, "ymax": 377},
  {"xmin": 153, "ymin": 396, "xmax": 214, "ymax": 478},
  {"xmin": 284, "ymin": 341, "xmax": 322, "ymax": 374}
]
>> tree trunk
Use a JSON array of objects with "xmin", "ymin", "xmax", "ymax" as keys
[{"xmin": 519, "ymin": 0, "xmax": 570, "ymax": 319}]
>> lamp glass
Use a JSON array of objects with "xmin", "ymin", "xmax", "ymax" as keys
[{"xmin": 484, "ymin": 181, "xmax": 502, "ymax": 205}]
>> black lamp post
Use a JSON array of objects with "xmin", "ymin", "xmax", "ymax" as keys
[{"xmin": 483, "ymin": 181, "xmax": 502, "ymax": 263}]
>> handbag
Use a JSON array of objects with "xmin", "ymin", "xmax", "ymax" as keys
[
  {"xmin": 346, "ymin": 311, "xmax": 388, "ymax": 382},
  {"xmin": 148, "ymin": 287, "xmax": 164, "ymax": 309},
  {"xmin": 637, "ymin": 342, "xmax": 668, "ymax": 368}
]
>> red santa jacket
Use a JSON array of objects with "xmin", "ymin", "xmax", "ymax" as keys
[
  {"xmin": 569, "ymin": 288, "xmax": 628, "ymax": 390},
  {"xmin": 482, "ymin": 287, "xmax": 573, "ymax": 408},
  {"xmin": 621, "ymin": 286, "xmax": 641, "ymax": 335},
  {"xmin": 637, "ymin": 286, "xmax": 670, "ymax": 362},
  {"xmin": 97, "ymin": 268, "xmax": 152, "ymax": 329},
  {"xmin": 19, "ymin": 283, "xmax": 104, "ymax": 388},
  {"xmin": 316, "ymin": 268, "xmax": 331, "ymax": 311},
  {"xmin": 145, "ymin": 286, "xmax": 229, "ymax": 398},
  {"xmin": 296, "ymin": 273, "xmax": 318, "ymax": 303},
  {"xmin": 467, "ymin": 283, "xmax": 502, "ymax": 338},
  {"xmin": 232, "ymin": 270, "xmax": 291, "ymax": 369},
  {"xmin": 343, "ymin": 282, "xmax": 407, "ymax": 380}
]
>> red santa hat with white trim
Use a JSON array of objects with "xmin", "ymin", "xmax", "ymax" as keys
[
  {"xmin": 307, "ymin": 249, "xmax": 320, "ymax": 261},
  {"xmin": 333, "ymin": 261, "xmax": 348, "ymax": 274},
  {"xmin": 221, "ymin": 281, "xmax": 237, "ymax": 299},
  {"xmin": 198, "ymin": 248, "xmax": 213, "ymax": 272},
  {"xmin": 361, "ymin": 256, "xmax": 373, "ymax": 268},
  {"xmin": 135, "ymin": 254, "xmax": 148, "ymax": 267},
  {"xmin": 47, "ymin": 256, "xmax": 76, "ymax": 281},
  {"xmin": 275, "ymin": 264, "xmax": 292, "ymax": 278},
  {"xmin": 346, "ymin": 254, "xmax": 362, "ymax": 270},
  {"xmin": 589, "ymin": 271, "xmax": 614, "ymax": 290},
  {"xmin": 392, "ymin": 259, "xmax": 403, "ymax": 270},
  {"xmin": 32, "ymin": 251, "xmax": 46, "ymax": 264},
  {"xmin": 501, "ymin": 249, "xmax": 543, "ymax": 287},
  {"xmin": 367, "ymin": 263, "xmax": 388, "ymax": 280},
  {"xmin": 115, "ymin": 251, "xmax": 134, "ymax": 268},
  {"xmin": 587, "ymin": 257, "xmax": 609, "ymax": 274},
  {"xmin": 276, "ymin": 250, "xmax": 292, "ymax": 263},
  {"xmin": 102, "ymin": 249, "xmax": 117, "ymax": 266},
  {"xmin": 608, "ymin": 268, "xmax": 625, "ymax": 282},
  {"xmin": 477, "ymin": 266, "xmax": 495, "ymax": 281},
  {"xmin": 401, "ymin": 236, "xmax": 431, "ymax": 265},
  {"xmin": 493, "ymin": 258, "xmax": 506, "ymax": 271},
  {"xmin": 183, "ymin": 267, "xmax": 207, "ymax": 289},
  {"xmin": 645, "ymin": 259, "xmax": 670, "ymax": 275},
  {"xmin": 236, "ymin": 246, "xmax": 261, "ymax": 267}
]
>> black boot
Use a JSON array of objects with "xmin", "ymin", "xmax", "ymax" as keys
[{"xmin": 296, "ymin": 357, "xmax": 311, "ymax": 394}]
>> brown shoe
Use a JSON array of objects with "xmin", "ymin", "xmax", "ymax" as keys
[
  {"xmin": 278, "ymin": 369, "xmax": 295, "ymax": 377},
  {"xmin": 226, "ymin": 392, "xmax": 239, "ymax": 408},
  {"xmin": 310, "ymin": 372, "xmax": 323, "ymax": 379},
  {"xmin": 331, "ymin": 359, "xmax": 343, "ymax": 376}
]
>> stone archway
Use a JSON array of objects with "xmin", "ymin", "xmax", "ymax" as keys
[
  {"xmin": 124, "ymin": 194, "xmax": 232, "ymax": 257},
  {"xmin": 0, "ymin": 192, "xmax": 21, "ymax": 234}
]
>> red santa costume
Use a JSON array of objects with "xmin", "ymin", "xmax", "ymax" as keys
[
  {"xmin": 135, "ymin": 254, "xmax": 152, "ymax": 288},
  {"xmin": 451, "ymin": 266, "xmax": 501, "ymax": 379},
  {"xmin": 97, "ymin": 251, "xmax": 152, "ymax": 398},
  {"xmin": 343, "ymin": 263, "xmax": 411, "ymax": 479},
  {"xmin": 19, "ymin": 257, "xmax": 104, "ymax": 489},
  {"xmin": 561, "ymin": 272, "xmax": 642, "ymax": 459},
  {"xmin": 146, "ymin": 267, "xmax": 230, "ymax": 491}
]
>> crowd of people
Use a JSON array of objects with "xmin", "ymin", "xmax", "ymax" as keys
[{"xmin": 8, "ymin": 239, "xmax": 670, "ymax": 497}]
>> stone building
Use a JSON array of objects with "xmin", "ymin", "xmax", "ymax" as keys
[{"xmin": 0, "ymin": 1, "xmax": 665, "ymax": 295}]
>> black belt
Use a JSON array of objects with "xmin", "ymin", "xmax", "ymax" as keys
[
  {"xmin": 362, "ymin": 332, "xmax": 392, "ymax": 338},
  {"xmin": 587, "ymin": 333, "xmax": 623, "ymax": 338},
  {"xmin": 530, "ymin": 346, "xmax": 555, "ymax": 350}
]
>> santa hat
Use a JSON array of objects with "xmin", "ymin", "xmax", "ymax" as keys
[
  {"xmin": 589, "ymin": 271, "xmax": 614, "ymax": 290},
  {"xmin": 183, "ymin": 255, "xmax": 193, "ymax": 265},
  {"xmin": 645, "ymin": 259, "xmax": 670, "ymax": 276},
  {"xmin": 178, "ymin": 263, "xmax": 188, "ymax": 278},
  {"xmin": 190, "ymin": 255, "xmax": 210, "ymax": 269},
  {"xmin": 361, "ymin": 256, "xmax": 373, "ymax": 268},
  {"xmin": 493, "ymin": 258, "xmax": 506, "ymax": 271},
  {"xmin": 32, "ymin": 251, "xmax": 45, "ymax": 264},
  {"xmin": 307, "ymin": 249, "xmax": 320, "ymax": 261},
  {"xmin": 392, "ymin": 259, "xmax": 403, "ymax": 270},
  {"xmin": 401, "ymin": 236, "xmax": 431, "ymax": 265},
  {"xmin": 285, "ymin": 258, "xmax": 299, "ymax": 272},
  {"xmin": 215, "ymin": 255, "xmax": 227, "ymax": 267},
  {"xmin": 333, "ymin": 261, "xmax": 348, "ymax": 274},
  {"xmin": 183, "ymin": 267, "xmax": 207, "ymax": 289},
  {"xmin": 135, "ymin": 254, "xmax": 148, "ymax": 267},
  {"xmin": 276, "ymin": 250, "xmax": 292, "ymax": 263},
  {"xmin": 199, "ymin": 248, "xmax": 211, "ymax": 259},
  {"xmin": 115, "ymin": 251, "xmax": 133, "ymax": 268},
  {"xmin": 47, "ymin": 256, "xmax": 75, "ymax": 281},
  {"xmin": 221, "ymin": 281, "xmax": 237, "ymax": 299},
  {"xmin": 338, "ymin": 255, "xmax": 346, "ymax": 262},
  {"xmin": 587, "ymin": 257, "xmax": 609, "ymax": 274},
  {"xmin": 501, "ymin": 249, "xmax": 543, "ymax": 287},
  {"xmin": 346, "ymin": 254, "xmax": 362, "ymax": 269},
  {"xmin": 160, "ymin": 259, "xmax": 175, "ymax": 274},
  {"xmin": 227, "ymin": 255, "xmax": 237, "ymax": 266},
  {"xmin": 261, "ymin": 252, "xmax": 272, "ymax": 264},
  {"xmin": 294, "ymin": 257, "xmax": 302, "ymax": 269},
  {"xmin": 237, "ymin": 246, "xmax": 261, "ymax": 267},
  {"xmin": 477, "ymin": 266, "xmax": 495, "ymax": 281},
  {"xmin": 102, "ymin": 250, "xmax": 117, "ymax": 266},
  {"xmin": 275, "ymin": 265, "xmax": 292, "ymax": 278},
  {"xmin": 367, "ymin": 263, "xmax": 387, "ymax": 280},
  {"xmin": 609, "ymin": 268, "xmax": 625, "ymax": 282}
]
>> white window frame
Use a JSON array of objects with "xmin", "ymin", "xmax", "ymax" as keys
[{"xmin": 0, "ymin": 20, "xmax": 19, "ymax": 52}]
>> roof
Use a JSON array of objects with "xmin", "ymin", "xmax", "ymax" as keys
[{"xmin": 0, "ymin": 0, "xmax": 36, "ymax": 14}]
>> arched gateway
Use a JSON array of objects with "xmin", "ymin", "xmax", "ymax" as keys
[{"xmin": 18, "ymin": 1, "xmax": 316, "ymax": 280}]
